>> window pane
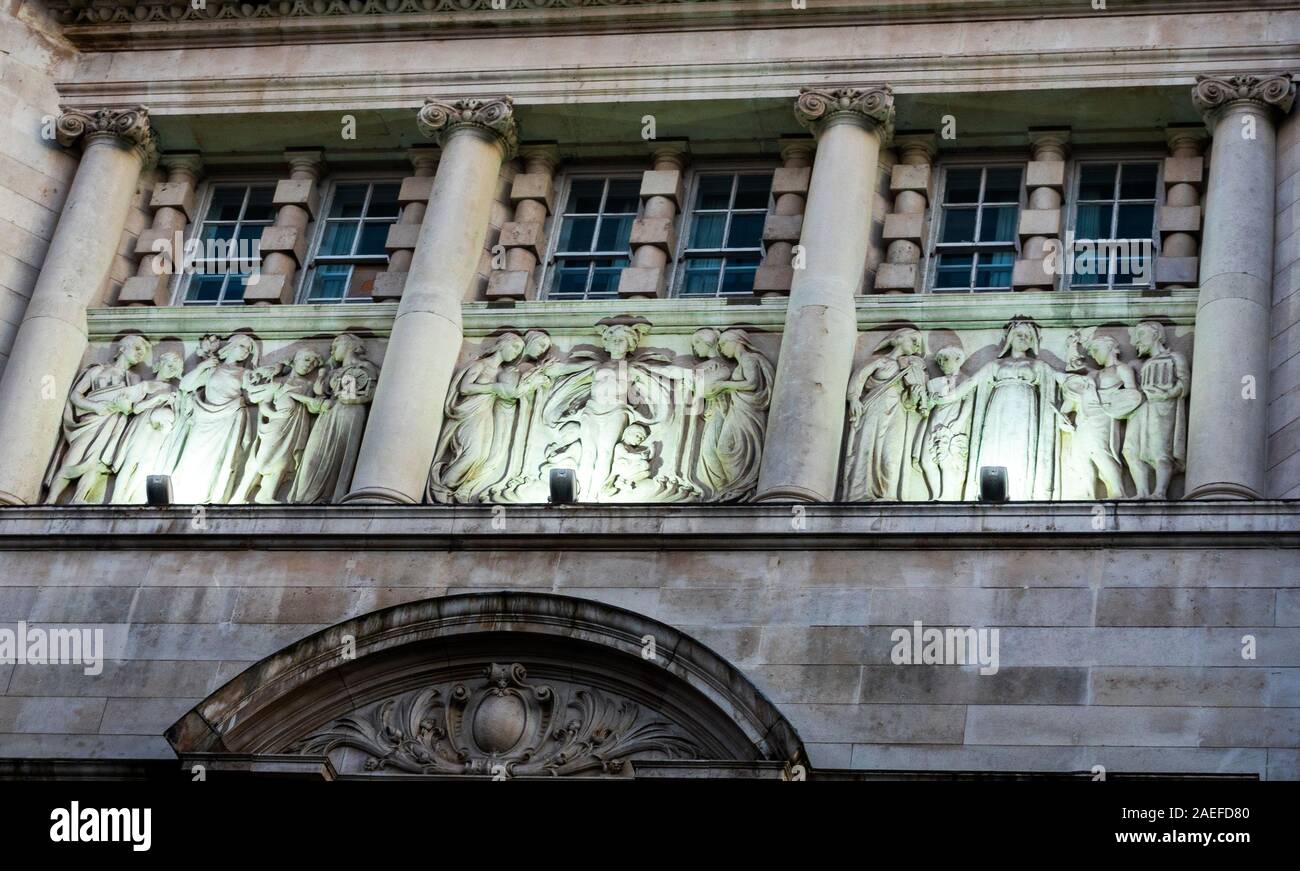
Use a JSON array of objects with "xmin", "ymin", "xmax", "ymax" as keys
[
  {"xmin": 1070, "ymin": 246, "xmax": 1103, "ymax": 286},
  {"xmin": 225, "ymin": 274, "xmax": 253, "ymax": 302},
  {"xmin": 1079, "ymin": 164, "xmax": 1117, "ymax": 201},
  {"xmin": 588, "ymin": 259, "xmax": 627, "ymax": 298},
  {"xmin": 320, "ymin": 221, "xmax": 359, "ymax": 256},
  {"xmin": 944, "ymin": 169, "xmax": 981, "ymax": 204},
  {"xmin": 367, "ymin": 184, "xmax": 401, "ymax": 218},
  {"xmin": 187, "ymin": 274, "xmax": 225, "ymax": 303},
  {"xmin": 696, "ymin": 175, "xmax": 733, "ymax": 210},
  {"xmin": 557, "ymin": 216, "xmax": 596, "ymax": 253},
  {"xmin": 682, "ymin": 259, "xmax": 723, "ymax": 296},
  {"xmin": 1075, "ymin": 203, "xmax": 1112, "ymax": 239},
  {"xmin": 1119, "ymin": 163, "xmax": 1158, "ymax": 200},
  {"xmin": 940, "ymin": 207, "xmax": 977, "ymax": 243},
  {"xmin": 243, "ymin": 186, "xmax": 276, "ymax": 222},
  {"xmin": 330, "ymin": 184, "xmax": 369, "ymax": 219},
  {"xmin": 934, "ymin": 253, "xmax": 973, "ymax": 291},
  {"xmin": 595, "ymin": 214, "xmax": 633, "ymax": 252},
  {"xmin": 720, "ymin": 257, "xmax": 760, "ymax": 295},
  {"xmin": 726, "ymin": 213, "xmax": 764, "ymax": 249},
  {"xmin": 689, "ymin": 213, "xmax": 726, "ymax": 249},
  {"xmin": 974, "ymin": 252, "xmax": 1014, "ymax": 290},
  {"xmin": 603, "ymin": 180, "xmax": 641, "ymax": 214},
  {"xmin": 978, "ymin": 205, "xmax": 1017, "ymax": 243},
  {"xmin": 553, "ymin": 261, "xmax": 592, "ymax": 297},
  {"xmin": 205, "ymin": 187, "xmax": 247, "ymax": 222},
  {"xmin": 566, "ymin": 179, "xmax": 605, "ymax": 214},
  {"xmin": 199, "ymin": 223, "xmax": 236, "ymax": 244},
  {"xmin": 1115, "ymin": 203, "xmax": 1154, "ymax": 239},
  {"xmin": 733, "ymin": 174, "xmax": 772, "ymax": 210},
  {"xmin": 984, "ymin": 168, "xmax": 1022, "ymax": 203},
  {"xmin": 308, "ymin": 264, "xmax": 351, "ymax": 301},
  {"xmin": 357, "ymin": 222, "xmax": 390, "ymax": 257}
]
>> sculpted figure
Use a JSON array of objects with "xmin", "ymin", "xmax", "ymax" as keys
[
  {"xmin": 656, "ymin": 328, "xmax": 728, "ymax": 500},
  {"xmin": 288, "ymin": 334, "xmax": 379, "ymax": 504},
  {"xmin": 694, "ymin": 329, "xmax": 773, "ymax": 502},
  {"xmin": 483, "ymin": 330, "xmax": 567, "ymax": 502},
  {"xmin": 110, "ymin": 351, "xmax": 184, "ymax": 504},
  {"xmin": 44, "ymin": 335, "xmax": 158, "ymax": 504},
  {"xmin": 841, "ymin": 328, "xmax": 929, "ymax": 501},
  {"xmin": 170, "ymin": 334, "xmax": 258, "ymax": 504},
  {"xmin": 600, "ymin": 423, "xmax": 654, "ymax": 498},
  {"xmin": 953, "ymin": 318, "xmax": 1061, "ymax": 501},
  {"xmin": 232, "ymin": 348, "xmax": 325, "ymax": 504},
  {"xmin": 914, "ymin": 346, "xmax": 973, "ymax": 501},
  {"xmin": 1122, "ymin": 321, "xmax": 1189, "ymax": 499},
  {"xmin": 1057, "ymin": 332, "xmax": 1142, "ymax": 499}
]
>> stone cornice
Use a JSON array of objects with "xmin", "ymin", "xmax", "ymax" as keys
[
  {"xmin": 417, "ymin": 97, "xmax": 519, "ymax": 158},
  {"xmin": 795, "ymin": 86, "xmax": 895, "ymax": 140},
  {"xmin": 55, "ymin": 105, "xmax": 159, "ymax": 168},
  {"xmin": 1191, "ymin": 73, "xmax": 1298, "ymax": 123},
  {"xmin": 1, "ymin": 501, "xmax": 1296, "ymax": 551}
]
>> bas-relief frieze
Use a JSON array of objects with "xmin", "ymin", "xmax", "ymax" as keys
[
  {"xmin": 43, "ymin": 332, "xmax": 382, "ymax": 506},
  {"xmin": 841, "ymin": 317, "xmax": 1191, "ymax": 502},
  {"xmin": 427, "ymin": 315, "xmax": 775, "ymax": 504}
]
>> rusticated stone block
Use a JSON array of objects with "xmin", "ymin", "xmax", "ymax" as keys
[
  {"xmin": 272, "ymin": 178, "xmax": 319, "ymax": 219},
  {"xmin": 772, "ymin": 165, "xmax": 812, "ymax": 197},
  {"xmin": 371, "ymin": 271, "xmax": 407, "ymax": 301},
  {"xmin": 1025, "ymin": 159, "xmax": 1066, "ymax": 190},
  {"xmin": 629, "ymin": 217, "xmax": 676, "ymax": 252},
  {"xmin": 883, "ymin": 212, "xmax": 925, "ymax": 244},
  {"xmin": 133, "ymin": 228, "xmax": 169, "ymax": 257},
  {"xmin": 752, "ymin": 264, "xmax": 794, "ymax": 293},
  {"xmin": 762, "ymin": 214, "xmax": 803, "ymax": 243},
  {"xmin": 616, "ymin": 265, "xmax": 666, "ymax": 298},
  {"xmin": 118, "ymin": 273, "xmax": 171, "ymax": 306},
  {"xmin": 1158, "ymin": 205, "xmax": 1202, "ymax": 234},
  {"xmin": 889, "ymin": 163, "xmax": 931, "ymax": 194},
  {"xmin": 149, "ymin": 181, "xmax": 195, "ymax": 218},
  {"xmin": 498, "ymin": 220, "xmax": 546, "ymax": 258},
  {"xmin": 383, "ymin": 223, "xmax": 421, "ymax": 253},
  {"xmin": 487, "ymin": 269, "xmax": 534, "ymax": 300},
  {"xmin": 509, "ymin": 171, "xmax": 556, "ymax": 213},
  {"xmin": 1012, "ymin": 257, "xmax": 1056, "ymax": 288},
  {"xmin": 240, "ymin": 272, "xmax": 294, "ymax": 305},
  {"xmin": 1018, "ymin": 208, "xmax": 1061, "ymax": 238},
  {"xmin": 398, "ymin": 175, "xmax": 434, "ymax": 206},
  {"xmin": 1163, "ymin": 156, "xmax": 1204, "ymax": 187},
  {"xmin": 874, "ymin": 262, "xmax": 919, "ymax": 291},
  {"xmin": 1155, "ymin": 256, "xmax": 1199, "ymax": 286},
  {"xmin": 638, "ymin": 169, "xmax": 684, "ymax": 206},
  {"xmin": 258, "ymin": 225, "xmax": 307, "ymax": 265}
]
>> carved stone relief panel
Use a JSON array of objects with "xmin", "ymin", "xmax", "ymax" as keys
[
  {"xmin": 840, "ymin": 316, "xmax": 1192, "ymax": 502},
  {"xmin": 427, "ymin": 314, "xmax": 778, "ymax": 504},
  {"xmin": 43, "ymin": 331, "xmax": 385, "ymax": 505}
]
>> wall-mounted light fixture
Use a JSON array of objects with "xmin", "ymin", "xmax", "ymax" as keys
[
  {"xmin": 548, "ymin": 468, "xmax": 576, "ymax": 505},
  {"xmin": 978, "ymin": 466, "xmax": 1008, "ymax": 504}
]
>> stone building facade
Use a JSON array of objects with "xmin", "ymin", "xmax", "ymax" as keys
[{"xmin": 0, "ymin": 0, "xmax": 1297, "ymax": 779}]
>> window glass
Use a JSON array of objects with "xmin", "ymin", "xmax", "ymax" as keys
[
  {"xmin": 1070, "ymin": 162, "xmax": 1159, "ymax": 289},
  {"xmin": 548, "ymin": 177, "xmax": 640, "ymax": 300},
  {"xmin": 929, "ymin": 166, "xmax": 1023, "ymax": 293},
  {"xmin": 677, "ymin": 172, "xmax": 772, "ymax": 298},
  {"xmin": 303, "ymin": 181, "xmax": 402, "ymax": 303},
  {"xmin": 183, "ymin": 184, "xmax": 276, "ymax": 305}
]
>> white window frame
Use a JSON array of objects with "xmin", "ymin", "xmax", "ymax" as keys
[
  {"xmin": 924, "ymin": 159, "xmax": 1027, "ymax": 294},
  {"xmin": 1064, "ymin": 155, "xmax": 1164, "ymax": 292},
  {"xmin": 175, "ymin": 177, "xmax": 279, "ymax": 306},
  {"xmin": 669, "ymin": 164, "xmax": 776, "ymax": 299},
  {"xmin": 297, "ymin": 174, "xmax": 405, "ymax": 304},
  {"xmin": 541, "ymin": 170, "xmax": 645, "ymax": 301}
]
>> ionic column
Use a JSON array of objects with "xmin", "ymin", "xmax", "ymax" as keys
[
  {"xmin": 374, "ymin": 146, "xmax": 440, "ymax": 302},
  {"xmin": 0, "ymin": 106, "xmax": 157, "ymax": 505},
  {"xmin": 119, "ymin": 151, "xmax": 202, "ymax": 306},
  {"xmin": 754, "ymin": 136, "xmax": 814, "ymax": 298},
  {"xmin": 618, "ymin": 142, "xmax": 688, "ymax": 299},
  {"xmin": 874, "ymin": 132, "xmax": 937, "ymax": 294},
  {"xmin": 488, "ymin": 142, "xmax": 559, "ymax": 300},
  {"xmin": 1185, "ymin": 74, "xmax": 1296, "ymax": 500},
  {"xmin": 1155, "ymin": 125, "xmax": 1208, "ymax": 289},
  {"xmin": 755, "ymin": 86, "xmax": 895, "ymax": 503},
  {"xmin": 344, "ymin": 97, "xmax": 518, "ymax": 504},
  {"xmin": 1012, "ymin": 128, "xmax": 1069, "ymax": 292},
  {"xmin": 245, "ymin": 148, "xmax": 325, "ymax": 305}
]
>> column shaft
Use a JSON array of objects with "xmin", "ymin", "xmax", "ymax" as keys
[{"xmin": 756, "ymin": 86, "xmax": 894, "ymax": 502}]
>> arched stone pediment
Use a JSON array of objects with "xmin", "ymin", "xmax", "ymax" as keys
[{"xmin": 167, "ymin": 592, "xmax": 804, "ymax": 779}]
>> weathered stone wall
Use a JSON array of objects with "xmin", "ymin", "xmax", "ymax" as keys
[
  {"xmin": 1270, "ymin": 108, "xmax": 1300, "ymax": 497},
  {"xmin": 0, "ymin": 505, "xmax": 1296, "ymax": 779}
]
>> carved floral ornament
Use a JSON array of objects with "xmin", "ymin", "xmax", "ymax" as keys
[
  {"xmin": 417, "ymin": 96, "xmax": 519, "ymax": 157},
  {"xmin": 55, "ymin": 105, "xmax": 159, "ymax": 167},
  {"xmin": 42, "ymin": 332, "xmax": 379, "ymax": 506},
  {"xmin": 794, "ymin": 85, "xmax": 896, "ymax": 138},
  {"xmin": 1191, "ymin": 74, "xmax": 1297, "ymax": 122},
  {"xmin": 288, "ymin": 662, "xmax": 705, "ymax": 777}
]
